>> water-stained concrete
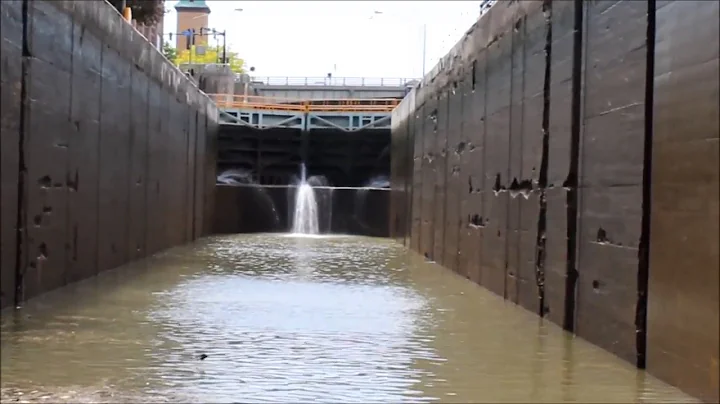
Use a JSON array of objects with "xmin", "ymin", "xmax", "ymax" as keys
[
  {"xmin": 0, "ymin": 234, "xmax": 699, "ymax": 403},
  {"xmin": 0, "ymin": 0, "xmax": 219, "ymax": 309},
  {"xmin": 646, "ymin": 1, "xmax": 719, "ymax": 400},
  {"xmin": 389, "ymin": 0, "xmax": 719, "ymax": 401},
  {"xmin": 217, "ymin": 125, "xmax": 391, "ymax": 188},
  {"xmin": 213, "ymin": 185, "xmax": 390, "ymax": 237}
]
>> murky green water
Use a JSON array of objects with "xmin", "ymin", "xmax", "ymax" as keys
[{"xmin": 0, "ymin": 234, "xmax": 698, "ymax": 403}]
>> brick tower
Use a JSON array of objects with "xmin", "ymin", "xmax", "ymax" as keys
[{"xmin": 174, "ymin": 0, "xmax": 211, "ymax": 50}]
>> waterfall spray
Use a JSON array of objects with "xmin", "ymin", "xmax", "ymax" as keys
[{"xmin": 291, "ymin": 164, "xmax": 320, "ymax": 235}]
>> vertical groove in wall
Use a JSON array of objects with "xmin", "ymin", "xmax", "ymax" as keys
[
  {"xmin": 517, "ymin": 16, "xmax": 527, "ymax": 302},
  {"xmin": 125, "ymin": 68, "xmax": 134, "ymax": 253},
  {"xmin": 191, "ymin": 111, "xmax": 199, "ymax": 239},
  {"xmin": 636, "ymin": 0, "xmax": 656, "ymax": 370},
  {"xmin": 204, "ymin": 109, "xmax": 209, "ymax": 237},
  {"xmin": 479, "ymin": 50, "xmax": 489, "ymax": 282},
  {"xmin": 182, "ymin": 107, "xmax": 190, "ymax": 241},
  {"xmin": 428, "ymin": 95, "xmax": 440, "ymax": 260},
  {"xmin": 95, "ymin": 45, "xmax": 104, "ymax": 274},
  {"xmin": 562, "ymin": 0, "xmax": 584, "ymax": 333},
  {"xmin": 405, "ymin": 99, "xmax": 414, "ymax": 244},
  {"xmin": 402, "ymin": 113, "xmax": 408, "ymax": 243},
  {"xmin": 454, "ymin": 76, "xmax": 466, "ymax": 273},
  {"xmin": 504, "ymin": 24, "xmax": 517, "ymax": 300},
  {"xmin": 535, "ymin": 0, "xmax": 553, "ymax": 317},
  {"xmin": 64, "ymin": 16, "xmax": 75, "ymax": 285},
  {"xmin": 143, "ymin": 76, "xmax": 151, "ymax": 245},
  {"xmin": 14, "ymin": 0, "xmax": 31, "ymax": 306},
  {"xmin": 420, "ymin": 100, "xmax": 427, "ymax": 253},
  {"xmin": 441, "ymin": 87, "xmax": 451, "ymax": 265}
]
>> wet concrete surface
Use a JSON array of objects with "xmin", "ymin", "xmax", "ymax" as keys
[
  {"xmin": 0, "ymin": 234, "xmax": 700, "ymax": 403},
  {"xmin": 217, "ymin": 126, "xmax": 390, "ymax": 188},
  {"xmin": 0, "ymin": 0, "xmax": 218, "ymax": 309},
  {"xmin": 646, "ymin": 1, "xmax": 720, "ymax": 401},
  {"xmin": 389, "ymin": 0, "xmax": 719, "ymax": 401},
  {"xmin": 214, "ymin": 185, "xmax": 389, "ymax": 237}
]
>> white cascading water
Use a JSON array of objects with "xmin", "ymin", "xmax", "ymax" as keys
[{"xmin": 291, "ymin": 164, "xmax": 320, "ymax": 235}]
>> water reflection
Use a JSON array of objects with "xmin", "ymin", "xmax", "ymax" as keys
[{"xmin": 1, "ymin": 234, "xmax": 698, "ymax": 403}]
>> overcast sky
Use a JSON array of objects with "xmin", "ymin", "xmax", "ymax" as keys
[{"xmin": 163, "ymin": 1, "xmax": 482, "ymax": 79}]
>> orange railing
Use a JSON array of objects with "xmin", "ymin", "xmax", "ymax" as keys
[
  {"xmin": 208, "ymin": 94, "xmax": 400, "ymax": 113},
  {"xmin": 209, "ymin": 94, "xmax": 306, "ymax": 111},
  {"xmin": 305, "ymin": 99, "xmax": 399, "ymax": 112}
]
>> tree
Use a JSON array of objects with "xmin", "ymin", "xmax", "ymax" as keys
[
  {"xmin": 108, "ymin": 0, "xmax": 165, "ymax": 26},
  {"xmin": 175, "ymin": 46, "xmax": 246, "ymax": 74},
  {"xmin": 162, "ymin": 41, "xmax": 177, "ymax": 63}
]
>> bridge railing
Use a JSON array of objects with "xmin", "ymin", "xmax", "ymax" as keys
[
  {"xmin": 245, "ymin": 76, "xmax": 419, "ymax": 87},
  {"xmin": 208, "ymin": 94, "xmax": 400, "ymax": 112}
]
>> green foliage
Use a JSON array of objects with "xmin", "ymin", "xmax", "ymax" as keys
[
  {"xmin": 162, "ymin": 42, "xmax": 177, "ymax": 63},
  {"xmin": 176, "ymin": 46, "xmax": 246, "ymax": 74}
]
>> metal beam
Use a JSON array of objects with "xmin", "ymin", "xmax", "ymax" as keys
[{"xmin": 220, "ymin": 107, "xmax": 391, "ymax": 133}]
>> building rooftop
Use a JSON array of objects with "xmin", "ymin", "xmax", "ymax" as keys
[{"xmin": 174, "ymin": 0, "xmax": 211, "ymax": 13}]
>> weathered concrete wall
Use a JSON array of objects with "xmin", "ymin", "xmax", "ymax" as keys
[
  {"xmin": 214, "ymin": 185, "xmax": 389, "ymax": 237},
  {"xmin": 0, "ymin": 0, "xmax": 219, "ymax": 309},
  {"xmin": 646, "ymin": 1, "xmax": 719, "ymax": 401},
  {"xmin": 390, "ymin": 0, "xmax": 719, "ymax": 401}
]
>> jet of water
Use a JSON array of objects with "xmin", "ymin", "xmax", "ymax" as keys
[
  {"xmin": 354, "ymin": 175, "xmax": 390, "ymax": 233},
  {"xmin": 217, "ymin": 169, "xmax": 254, "ymax": 185},
  {"xmin": 291, "ymin": 164, "xmax": 320, "ymax": 235},
  {"xmin": 216, "ymin": 168, "xmax": 281, "ymax": 230}
]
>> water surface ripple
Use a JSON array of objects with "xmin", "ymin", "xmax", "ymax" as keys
[{"xmin": 0, "ymin": 234, "xmax": 698, "ymax": 403}]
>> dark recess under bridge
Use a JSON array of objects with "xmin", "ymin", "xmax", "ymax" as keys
[{"xmin": 212, "ymin": 94, "xmax": 397, "ymax": 187}]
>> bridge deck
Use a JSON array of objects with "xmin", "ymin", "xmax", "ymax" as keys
[
  {"xmin": 241, "ymin": 76, "xmax": 417, "ymax": 100},
  {"xmin": 210, "ymin": 94, "xmax": 399, "ymax": 132}
]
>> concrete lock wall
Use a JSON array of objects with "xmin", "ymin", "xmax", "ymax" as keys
[
  {"xmin": 0, "ymin": 0, "xmax": 219, "ymax": 309},
  {"xmin": 390, "ymin": 0, "xmax": 718, "ymax": 401}
]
